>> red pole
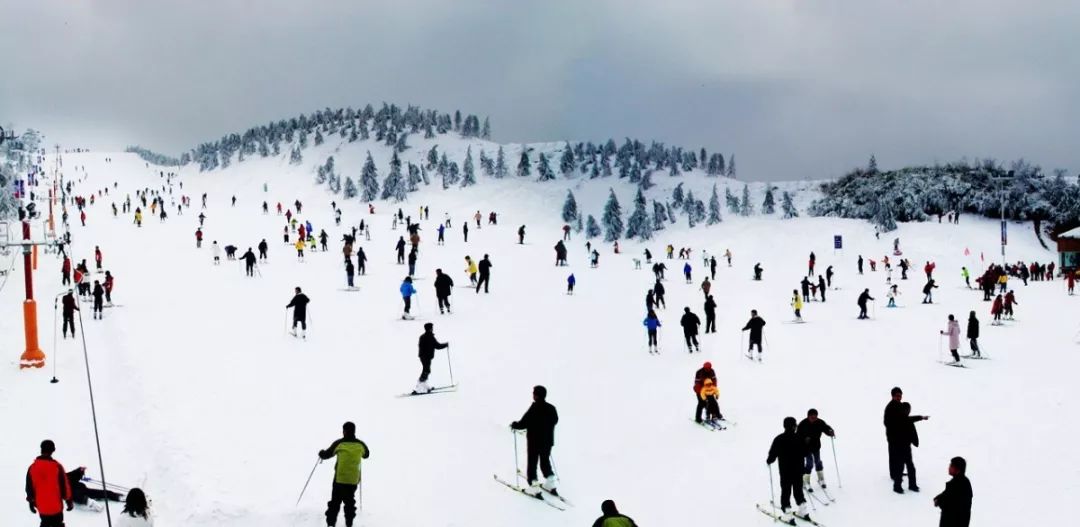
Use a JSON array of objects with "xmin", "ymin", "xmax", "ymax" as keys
[{"xmin": 19, "ymin": 219, "xmax": 44, "ymax": 369}]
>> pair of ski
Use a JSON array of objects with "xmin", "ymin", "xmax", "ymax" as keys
[
  {"xmin": 397, "ymin": 384, "xmax": 457, "ymax": 398},
  {"xmin": 961, "ymin": 354, "xmax": 989, "ymax": 360},
  {"xmin": 745, "ymin": 352, "xmax": 762, "ymax": 362},
  {"xmin": 756, "ymin": 503, "xmax": 826, "ymax": 526},
  {"xmin": 805, "ymin": 486, "xmax": 835, "ymax": 506},
  {"xmin": 492, "ymin": 474, "xmax": 571, "ymax": 511},
  {"xmin": 938, "ymin": 361, "xmax": 966, "ymax": 368},
  {"xmin": 695, "ymin": 418, "xmax": 728, "ymax": 431}
]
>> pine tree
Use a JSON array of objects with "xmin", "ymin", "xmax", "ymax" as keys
[
  {"xmin": 868, "ymin": 154, "xmax": 879, "ymax": 174},
  {"xmin": 427, "ymin": 146, "xmax": 439, "ymax": 170},
  {"xmin": 672, "ymin": 183, "xmax": 685, "ymax": 209},
  {"xmin": 586, "ymin": 215, "xmax": 601, "ymax": 239},
  {"xmin": 685, "ymin": 190, "xmax": 698, "ymax": 228},
  {"xmin": 382, "ymin": 152, "xmax": 406, "ymax": 201},
  {"xmin": 638, "ymin": 168, "xmax": 654, "ymax": 190},
  {"xmin": 328, "ymin": 173, "xmax": 341, "ymax": 194},
  {"xmin": 666, "ymin": 203, "xmax": 677, "ymax": 224},
  {"xmin": 479, "ymin": 149, "xmax": 494, "ymax": 176},
  {"xmin": 407, "ymin": 163, "xmax": 421, "ymax": 192},
  {"xmin": 725, "ymin": 187, "xmax": 740, "ymax": 214},
  {"xmin": 560, "ymin": 143, "xmax": 576, "ymax": 177},
  {"xmin": 536, "ymin": 153, "xmax": 555, "ymax": 181},
  {"xmin": 602, "ymin": 189, "xmax": 624, "ymax": 242},
  {"xmin": 707, "ymin": 184, "xmax": 722, "ymax": 225},
  {"xmin": 762, "ymin": 186, "xmax": 776, "ymax": 214},
  {"xmin": 481, "ymin": 117, "xmax": 491, "ymax": 139},
  {"xmin": 289, "ymin": 146, "xmax": 303, "ymax": 165},
  {"xmin": 625, "ymin": 189, "xmax": 651, "ymax": 240},
  {"xmin": 517, "ymin": 149, "xmax": 532, "ymax": 178},
  {"xmin": 344, "ymin": 176, "xmax": 358, "ymax": 199},
  {"xmin": 360, "ymin": 152, "xmax": 380, "ymax": 202},
  {"xmin": 461, "ymin": 147, "xmax": 477, "ymax": 187},
  {"xmin": 314, "ymin": 130, "xmax": 324, "ymax": 146},
  {"xmin": 781, "ymin": 191, "xmax": 799, "ymax": 218},
  {"xmin": 575, "ymin": 215, "xmax": 583, "ymax": 233},
  {"xmin": 494, "ymin": 146, "xmax": 508, "ymax": 178},
  {"xmin": 652, "ymin": 200, "xmax": 667, "ymax": 231},
  {"xmin": 394, "ymin": 132, "xmax": 408, "ymax": 153},
  {"xmin": 740, "ymin": 184, "xmax": 753, "ymax": 216},
  {"xmin": 562, "ymin": 190, "xmax": 580, "ymax": 224},
  {"xmin": 726, "ymin": 154, "xmax": 736, "ymax": 178}
]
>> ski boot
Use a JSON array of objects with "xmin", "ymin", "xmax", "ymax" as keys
[
  {"xmin": 817, "ymin": 470, "xmax": 827, "ymax": 489},
  {"xmin": 794, "ymin": 502, "xmax": 811, "ymax": 521},
  {"xmin": 541, "ymin": 475, "xmax": 559, "ymax": 496}
]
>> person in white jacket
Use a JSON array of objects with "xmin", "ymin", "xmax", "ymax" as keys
[
  {"xmin": 940, "ymin": 314, "xmax": 962, "ymax": 364},
  {"xmin": 115, "ymin": 488, "xmax": 154, "ymax": 527},
  {"xmin": 211, "ymin": 241, "xmax": 221, "ymax": 265},
  {"xmin": 886, "ymin": 284, "xmax": 900, "ymax": 307}
]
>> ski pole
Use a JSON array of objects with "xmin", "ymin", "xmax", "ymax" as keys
[
  {"xmin": 51, "ymin": 295, "xmax": 60, "ymax": 384},
  {"xmin": 512, "ymin": 429, "xmax": 521, "ymax": 486},
  {"xmin": 740, "ymin": 332, "xmax": 744, "ymax": 358},
  {"xmin": 285, "ymin": 308, "xmax": 289, "ymax": 335},
  {"xmin": 296, "ymin": 458, "xmax": 321, "ymax": 506},
  {"xmin": 446, "ymin": 344, "xmax": 455, "ymax": 386},
  {"xmin": 767, "ymin": 464, "xmax": 777, "ymax": 521},
  {"xmin": 938, "ymin": 333, "xmax": 944, "ymax": 362},
  {"xmin": 830, "ymin": 436, "xmax": 842, "ymax": 488}
]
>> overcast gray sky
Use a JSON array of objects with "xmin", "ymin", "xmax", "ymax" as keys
[{"xmin": 2, "ymin": 0, "xmax": 1078, "ymax": 180}]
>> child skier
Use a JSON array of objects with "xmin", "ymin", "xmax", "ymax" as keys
[
  {"xmin": 567, "ymin": 274, "xmax": 575, "ymax": 295},
  {"xmin": 791, "ymin": 290, "xmax": 803, "ymax": 322},
  {"xmin": 991, "ymin": 294, "xmax": 1004, "ymax": 325},
  {"xmin": 683, "ymin": 262, "xmax": 692, "ymax": 283},
  {"xmin": 940, "ymin": 314, "xmax": 962, "ymax": 364},
  {"xmin": 400, "ymin": 276, "xmax": 417, "ymax": 319},
  {"xmin": 643, "ymin": 309, "xmax": 661, "ymax": 353},
  {"xmin": 295, "ymin": 238, "xmax": 305, "ymax": 261},
  {"xmin": 887, "ymin": 284, "xmax": 900, "ymax": 307},
  {"xmin": 699, "ymin": 378, "xmax": 722, "ymax": 423}
]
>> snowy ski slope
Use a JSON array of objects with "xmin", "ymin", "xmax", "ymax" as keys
[{"xmin": 1, "ymin": 151, "xmax": 1076, "ymax": 526}]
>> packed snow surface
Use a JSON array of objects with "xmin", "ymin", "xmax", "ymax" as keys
[{"xmin": 1, "ymin": 151, "xmax": 1075, "ymax": 526}]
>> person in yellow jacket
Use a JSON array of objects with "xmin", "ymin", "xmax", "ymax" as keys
[
  {"xmin": 318, "ymin": 421, "xmax": 370, "ymax": 527},
  {"xmin": 699, "ymin": 378, "xmax": 723, "ymax": 421},
  {"xmin": 791, "ymin": 290, "xmax": 803, "ymax": 322},
  {"xmin": 465, "ymin": 256, "xmax": 478, "ymax": 286},
  {"xmin": 133, "ymin": 209, "xmax": 143, "ymax": 227},
  {"xmin": 295, "ymin": 238, "xmax": 305, "ymax": 261},
  {"xmin": 997, "ymin": 273, "xmax": 1008, "ymax": 293}
]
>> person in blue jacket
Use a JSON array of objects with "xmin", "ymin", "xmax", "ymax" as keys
[
  {"xmin": 567, "ymin": 274, "xmax": 576, "ymax": 295},
  {"xmin": 643, "ymin": 309, "xmax": 662, "ymax": 353},
  {"xmin": 437, "ymin": 224, "xmax": 445, "ymax": 245},
  {"xmin": 400, "ymin": 276, "xmax": 417, "ymax": 319},
  {"xmin": 683, "ymin": 262, "xmax": 692, "ymax": 283}
]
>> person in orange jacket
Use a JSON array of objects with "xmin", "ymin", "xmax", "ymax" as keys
[
  {"xmin": 699, "ymin": 378, "xmax": 722, "ymax": 422},
  {"xmin": 26, "ymin": 439, "xmax": 73, "ymax": 526}
]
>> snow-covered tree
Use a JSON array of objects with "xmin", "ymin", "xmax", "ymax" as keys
[
  {"xmin": 725, "ymin": 187, "xmax": 740, "ymax": 214},
  {"xmin": 426, "ymin": 146, "xmax": 439, "ymax": 170},
  {"xmin": 560, "ymin": 144, "xmax": 576, "ymax": 178},
  {"xmin": 516, "ymin": 149, "xmax": 532, "ymax": 178},
  {"xmin": 575, "ymin": 215, "xmax": 583, "ymax": 233},
  {"xmin": 625, "ymin": 188, "xmax": 652, "ymax": 240},
  {"xmin": 494, "ymin": 146, "xmax": 508, "ymax": 178},
  {"xmin": 407, "ymin": 163, "xmax": 421, "ymax": 192},
  {"xmin": 314, "ymin": 130, "xmax": 324, "ymax": 146},
  {"xmin": 707, "ymin": 184, "xmax": 722, "ymax": 225},
  {"xmin": 360, "ymin": 152, "xmax": 380, "ymax": 202},
  {"xmin": 602, "ymin": 189, "xmax": 624, "ymax": 242},
  {"xmin": 740, "ymin": 184, "xmax": 753, "ymax": 216},
  {"xmin": 562, "ymin": 190, "xmax": 579, "ymax": 224},
  {"xmin": 762, "ymin": 185, "xmax": 776, "ymax": 214},
  {"xmin": 726, "ymin": 154, "xmax": 736, "ymax": 178},
  {"xmin": 536, "ymin": 153, "xmax": 555, "ymax": 182},
  {"xmin": 289, "ymin": 146, "xmax": 303, "ymax": 165},
  {"xmin": 328, "ymin": 173, "xmax": 341, "ymax": 194},
  {"xmin": 652, "ymin": 200, "xmax": 667, "ymax": 231},
  {"xmin": 666, "ymin": 202, "xmax": 677, "ymax": 224},
  {"xmin": 586, "ymin": 214, "xmax": 601, "ymax": 239},
  {"xmin": 671, "ymin": 183, "xmax": 685, "ymax": 209},
  {"xmin": 461, "ymin": 147, "xmax": 477, "ymax": 187},
  {"xmin": 481, "ymin": 117, "xmax": 491, "ymax": 139},
  {"xmin": 382, "ymin": 152, "xmax": 406, "ymax": 201},
  {"xmin": 479, "ymin": 149, "xmax": 494, "ymax": 176},
  {"xmin": 782, "ymin": 191, "xmax": 798, "ymax": 218},
  {"xmin": 344, "ymin": 176, "xmax": 358, "ymax": 199},
  {"xmin": 868, "ymin": 154, "xmax": 879, "ymax": 174}
]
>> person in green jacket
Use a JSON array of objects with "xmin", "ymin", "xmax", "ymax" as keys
[
  {"xmin": 592, "ymin": 499, "xmax": 638, "ymax": 527},
  {"xmin": 319, "ymin": 422, "xmax": 370, "ymax": 527}
]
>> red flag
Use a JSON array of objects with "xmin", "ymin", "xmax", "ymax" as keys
[
  {"xmin": 980, "ymin": 252, "xmax": 984, "ymax": 261},
  {"xmin": 964, "ymin": 247, "xmax": 970, "ymax": 256}
]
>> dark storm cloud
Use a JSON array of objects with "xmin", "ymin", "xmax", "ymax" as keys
[{"xmin": 2, "ymin": 0, "xmax": 1078, "ymax": 180}]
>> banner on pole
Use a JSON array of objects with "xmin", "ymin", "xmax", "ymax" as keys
[{"xmin": 833, "ymin": 235, "xmax": 842, "ymax": 249}]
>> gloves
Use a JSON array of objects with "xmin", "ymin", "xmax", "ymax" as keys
[
  {"xmin": 66, "ymin": 501, "xmax": 74, "ymax": 511},
  {"xmin": 510, "ymin": 421, "xmax": 518, "ymax": 429},
  {"xmin": 29, "ymin": 503, "xmax": 36, "ymax": 514}
]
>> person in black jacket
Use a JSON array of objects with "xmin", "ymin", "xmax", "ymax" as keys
[
  {"xmin": 511, "ymin": 385, "xmax": 559, "ymax": 494},
  {"xmin": 476, "ymin": 254, "xmax": 492, "ymax": 293},
  {"xmin": 434, "ymin": 269, "xmax": 454, "ymax": 314},
  {"xmin": 241, "ymin": 248, "xmax": 257, "ymax": 277},
  {"xmin": 395, "ymin": 237, "xmax": 406, "ymax": 264},
  {"xmin": 653, "ymin": 280, "xmax": 666, "ymax": 309},
  {"xmin": 857, "ymin": 288, "xmax": 874, "ymax": 319},
  {"xmin": 742, "ymin": 310, "xmax": 766, "ymax": 361},
  {"xmin": 768, "ymin": 417, "xmax": 809, "ymax": 522},
  {"xmin": 966, "ymin": 311, "xmax": 980, "ymax": 358},
  {"xmin": 896, "ymin": 402, "xmax": 928, "ymax": 492},
  {"xmin": 797, "ymin": 409, "xmax": 835, "ymax": 490},
  {"xmin": 258, "ymin": 238, "xmax": 268, "ymax": 260},
  {"xmin": 680, "ymin": 307, "xmax": 701, "ymax": 353},
  {"xmin": 885, "ymin": 387, "xmax": 930, "ymax": 493},
  {"xmin": 415, "ymin": 323, "xmax": 449, "ymax": 394},
  {"xmin": 356, "ymin": 247, "xmax": 367, "ymax": 276},
  {"xmin": 703, "ymin": 295, "xmax": 717, "ymax": 333},
  {"xmin": 61, "ymin": 290, "xmax": 79, "ymax": 338},
  {"xmin": 286, "ymin": 287, "xmax": 310, "ymax": 338},
  {"xmin": 934, "ymin": 456, "xmax": 972, "ymax": 527},
  {"xmin": 91, "ymin": 281, "xmax": 105, "ymax": 320}
]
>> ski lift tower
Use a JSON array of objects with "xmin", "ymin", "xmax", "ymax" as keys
[{"xmin": 991, "ymin": 170, "xmax": 1015, "ymax": 267}]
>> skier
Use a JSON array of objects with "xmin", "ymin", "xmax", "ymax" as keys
[
  {"xmin": 198, "ymin": 211, "xmax": 206, "ymax": 226},
  {"xmin": 700, "ymin": 277, "xmax": 712, "ymax": 297},
  {"xmin": 510, "ymin": 385, "xmax": 559, "ymax": 495},
  {"xmin": 791, "ymin": 290, "xmax": 803, "ymax": 322},
  {"xmin": 693, "ymin": 361, "xmax": 717, "ymax": 423},
  {"xmin": 683, "ymin": 262, "xmax": 692, "ymax": 283},
  {"xmin": 400, "ymin": 277, "xmax": 417, "ymax": 319},
  {"xmin": 295, "ymin": 237, "xmax": 305, "ymax": 261},
  {"xmin": 767, "ymin": 417, "xmax": 810, "ymax": 523},
  {"xmin": 518, "ymin": 225, "xmax": 526, "ymax": 244},
  {"xmin": 922, "ymin": 278, "xmax": 938, "ymax": 304},
  {"xmin": 94, "ymin": 246, "xmax": 103, "ymax": 271},
  {"xmin": 395, "ymin": 237, "xmax": 406, "ymax": 264},
  {"xmin": 857, "ymin": 288, "xmax": 874, "ymax": 319},
  {"xmin": 808, "ymin": 251, "xmax": 816, "ymax": 276},
  {"xmin": 709, "ymin": 256, "xmax": 717, "ymax": 279},
  {"xmin": 591, "ymin": 500, "xmax": 638, "ymax": 527},
  {"xmin": 407, "ymin": 249, "xmax": 417, "ymax": 277},
  {"xmin": 25, "ymin": 439, "xmax": 74, "ymax": 527},
  {"xmin": 345, "ymin": 259, "xmax": 355, "ymax": 289},
  {"xmin": 801, "ymin": 277, "xmax": 811, "ymax": 302},
  {"xmin": 924, "ymin": 261, "xmax": 936, "ymax": 280},
  {"xmin": 826, "ymin": 265, "xmax": 834, "ymax": 287},
  {"xmin": 934, "ymin": 457, "xmax": 973, "ymax": 527},
  {"xmin": 886, "ymin": 284, "xmax": 900, "ymax": 307},
  {"xmin": 724, "ymin": 248, "xmax": 732, "ymax": 267},
  {"xmin": 562, "ymin": 224, "xmax": 571, "ymax": 241},
  {"xmin": 286, "ymin": 287, "xmax": 310, "ymax": 338},
  {"xmin": 91, "ymin": 281, "xmax": 104, "ymax": 320},
  {"xmin": 591, "ymin": 249, "xmax": 600, "ymax": 267},
  {"xmin": 1068, "ymin": 270, "xmax": 1076, "ymax": 295},
  {"xmin": 961, "ymin": 267, "xmax": 971, "ymax": 288},
  {"xmin": 653, "ymin": 280, "xmax": 666, "ymax": 309},
  {"xmin": 258, "ymin": 239, "xmax": 268, "ymax": 260},
  {"xmin": 796, "ymin": 409, "xmax": 836, "ymax": 495},
  {"xmin": 1003, "ymin": 290, "xmax": 1018, "ymax": 319},
  {"xmin": 990, "ymin": 294, "xmax": 1004, "ymax": 325},
  {"xmin": 437, "ymin": 224, "xmax": 445, "ymax": 245},
  {"xmin": 703, "ymin": 295, "xmax": 717, "ymax": 333},
  {"xmin": 476, "ymin": 254, "xmax": 492, "ymax": 293},
  {"xmin": 434, "ymin": 269, "xmax": 454, "ymax": 314},
  {"xmin": 884, "ymin": 388, "xmax": 929, "ymax": 493},
  {"xmin": 61, "ymin": 256, "xmax": 71, "ymax": 286},
  {"xmin": 61, "ymin": 290, "xmax": 78, "ymax": 338},
  {"xmin": 643, "ymin": 309, "xmax": 661, "ymax": 353},
  {"xmin": 320, "ymin": 230, "xmax": 329, "ymax": 252},
  {"xmin": 211, "ymin": 241, "xmax": 221, "ymax": 264},
  {"xmin": 356, "ymin": 247, "xmax": 367, "ymax": 275},
  {"xmin": 699, "ymin": 378, "xmax": 722, "ymax": 423},
  {"xmin": 195, "ymin": 227, "xmax": 203, "ymax": 248},
  {"xmin": 318, "ymin": 422, "xmax": 370, "ymax": 527},
  {"xmin": 858, "ymin": 255, "xmax": 864, "ymax": 274},
  {"xmin": 680, "ymin": 307, "xmax": 702, "ymax": 353},
  {"xmin": 567, "ymin": 273, "xmax": 575, "ymax": 295},
  {"xmin": 465, "ymin": 256, "xmax": 478, "ymax": 286},
  {"xmin": 462, "ymin": 222, "xmax": 468, "ymax": 243},
  {"xmin": 414, "ymin": 322, "xmax": 449, "ymax": 393},
  {"xmin": 104, "ymin": 271, "xmax": 114, "ymax": 305},
  {"xmin": 554, "ymin": 240, "xmax": 568, "ymax": 266},
  {"xmin": 753, "ymin": 263, "xmax": 763, "ymax": 281},
  {"xmin": 965, "ymin": 311, "xmax": 981, "ymax": 358},
  {"xmin": 941, "ymin": 314, "xmax": 962, "ymax": 364}
]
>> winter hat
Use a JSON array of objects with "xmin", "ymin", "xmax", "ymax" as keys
[{"xmin": 703, "ymin": 361, "xmax": 712, "ymax": 369}]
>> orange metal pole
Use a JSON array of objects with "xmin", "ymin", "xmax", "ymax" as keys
[{"xmin": 19, "ymin": 220, "xmax": 44, "ymax": 369}]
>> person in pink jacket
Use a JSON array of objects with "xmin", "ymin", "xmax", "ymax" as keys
[{"xmin": 940, "ymin": 314, "xmax": 961, "ymax": 364}]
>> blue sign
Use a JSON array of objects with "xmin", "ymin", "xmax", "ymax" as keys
[
  {"xmin": 834, "ymin": 235, "xmax": 842, "ymax": 249},
  {"xmin": 1001, "ymin": 221, "xmax": 1007, "ymax": 246}
]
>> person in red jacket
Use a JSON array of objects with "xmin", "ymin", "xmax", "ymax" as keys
[
  {"xmin": 924, "ymin": 261, "xmax": 936, "ymax": 280},
  {"xmin": 103, "ymin": 271, "xmax": 114, "ymax": 304},
  {"xmin": 990, "ymin": 294, "xmax": 1004, "ymax": 325},
  {"xmin": 26, "ymin": 439, "xmax": 73, "ymax": 527},
  {"xmin": 61, "ymin": 257, "xmax": 72, "ymax": 286},
  {"xmin": 195, "ymin": 228, "xmax": 203, "ymax": 248},
  {"xmin": 94, "ymin": 246, "xmax": 103, "ymax": 271}
]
